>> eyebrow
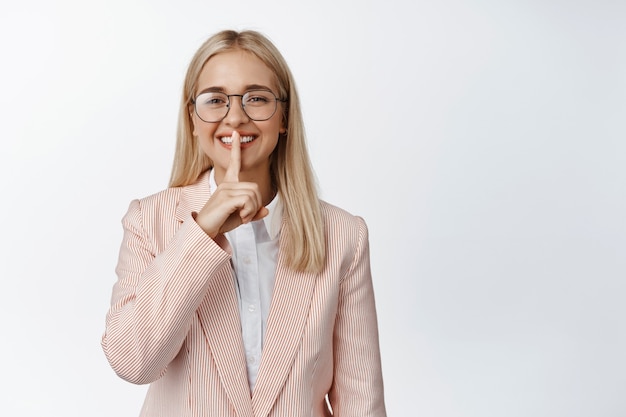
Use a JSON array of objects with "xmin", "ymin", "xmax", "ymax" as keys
[{"xmin": 196, "ymin": 84, "xmax": 274, "ymax": 95}]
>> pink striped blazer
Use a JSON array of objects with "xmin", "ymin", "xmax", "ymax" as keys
[{"xmin": 102, "ymin": 170, "xmax": 386, "ymax": 417}]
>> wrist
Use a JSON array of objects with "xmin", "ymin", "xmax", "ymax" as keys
[{"xmin": 192, "ymin": 211, "xmax": 218, "ymax": 238}]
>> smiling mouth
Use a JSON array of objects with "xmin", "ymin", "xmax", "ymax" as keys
[{"xmin": 219, "ymin": 135, "xmax": 256, "ymax": 145}]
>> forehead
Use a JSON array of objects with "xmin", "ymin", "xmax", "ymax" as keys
[{"xmin": 196, "ymin": 49, "xmax": 278, "ymax": 93}]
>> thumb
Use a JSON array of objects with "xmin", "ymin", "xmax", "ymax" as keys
[{"xmin": 251, "ymin": 206, "xmax": 269, "ymax": 221}]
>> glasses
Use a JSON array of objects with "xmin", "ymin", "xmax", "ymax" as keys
[{"xmin": 192, "ymin": 89, "xmax": 287, "ymax": 123}]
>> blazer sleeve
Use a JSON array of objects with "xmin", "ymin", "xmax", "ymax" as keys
[
  {"xmin": 328, "ymin": 217, "xmax": 387, "ymax": 417},
  {"xmin": 101, "ymin": 198, "xmax": 231, "ymax": 384}
]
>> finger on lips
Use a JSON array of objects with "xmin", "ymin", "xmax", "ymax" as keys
[
  {"xmin": 205, "ymin": 131, "xmax": 269, "ymax": 234},
  {"xmin": 224, "ymin": 131, "xmax": 241, "ymax": 183}
]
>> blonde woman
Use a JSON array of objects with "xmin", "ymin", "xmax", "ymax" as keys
[{"xmin": 102, "ymin": 29, "xmax": 386, "ymax": 417}]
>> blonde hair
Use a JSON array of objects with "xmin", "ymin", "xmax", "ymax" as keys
[{"xmin": 169, "ymin": 30, "xmax": 325, "ymax": 273}]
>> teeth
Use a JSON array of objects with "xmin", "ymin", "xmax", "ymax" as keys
[{"xmin": 220, "ymin": 135, "xmax": 255, "ymax": 144}]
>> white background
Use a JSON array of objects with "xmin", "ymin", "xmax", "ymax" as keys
[{"xmin": 1, "ymin": 0, "xmax": 624, "ymax": 416}]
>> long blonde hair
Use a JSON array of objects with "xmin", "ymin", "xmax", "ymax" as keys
[{"xmin": 169, "ymin": 30, "xmax": 325, "ymax": 273}]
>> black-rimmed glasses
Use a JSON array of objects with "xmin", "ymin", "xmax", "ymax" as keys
[{"xmin": 192, "ymin": 90, "xmax": 287, "ymax": 123}]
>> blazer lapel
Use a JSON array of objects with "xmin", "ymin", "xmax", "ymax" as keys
[
  {"xmin": 251, "ymin": 223, "xmax": 317, "ymax": 417},
  {"xmin": 174, "ymin": 170, "xmax": 211, "ymax": 223},
  {"xmin": 177, "ymin": 170, "xmax": 254, "ymax": 416},
  {"xmin": 197, "ymin": 270, "xmax": 254, "ymax": 417}
]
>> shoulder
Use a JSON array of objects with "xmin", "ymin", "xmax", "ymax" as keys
[
  {"xmin": 128, "ymin": 187, "xmax": 184, "ymax": 220},
  {"xmin": 136, "ymin": 186, "xmax": 184, "ymax": 209},
  {"xmin": 318, "ymin": 200, "xmax": 371, "ymax": 278},
  {"xmin": 120, "ymin": 183, "xmax": 199, "ymax": 251},
  {"xmin": 128, "ymin": 171, "xmax": 210, "ymax": 221},
  {"xmin": 119, "ymin": 188, "xmax": 184, "ymax": 243},
  {"xmin": 320, "ymin": 200, "xmax": 367, "ymax": 226},
  {"xmin": 319, "ymin": 200, "xmax": 369, "ymax": 243}
]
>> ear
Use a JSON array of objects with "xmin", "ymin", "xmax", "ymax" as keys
[{"xmin": 190, "ymin": 108, "xmax": 197, "ymax": 136}]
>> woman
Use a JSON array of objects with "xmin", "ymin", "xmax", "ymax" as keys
[{"xmin": 102, "ymin": 29, "xmax": 386, "ymax": 417}]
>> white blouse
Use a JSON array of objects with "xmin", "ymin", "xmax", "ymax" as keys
[{"xmin": 209, "ymin": 169, "xmax": 282, "ymax": 391}]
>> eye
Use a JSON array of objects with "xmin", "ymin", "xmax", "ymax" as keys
[
  {"xmin": 197, "ymin": 93, "xmax": 227, "ymax": 106},
  {"xmin": 244, "ymin": 91, "xmax": 273, "ymax": 105},
  {"xmin": 250, "ymin": 95, "xmax": 268, "ymax": 102}
]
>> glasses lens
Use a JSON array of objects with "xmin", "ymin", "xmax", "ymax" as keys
[
  {"xmin": 195, "ymin": 92, "xmax": 228, "ymax": 122},
  {"xmin": 242, "ymin": 90, "xmax": 277, "ymax": 121}
]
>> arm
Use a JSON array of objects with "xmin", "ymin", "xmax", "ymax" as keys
[
  {"xmin": 328, "ymin": 217, "xmax": 387, "ymax": 417},
  {"xmin": 103, "ymin": 135, "xmax": 265, "ymax": 385},
  {"xmin": 101, "ymin": 199, "xmax": 231, "ymax": 384}
]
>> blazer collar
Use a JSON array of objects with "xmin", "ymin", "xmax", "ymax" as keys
[{"xmin": 175, "ymin": 170, "xmax": 212, "ymax": 222}]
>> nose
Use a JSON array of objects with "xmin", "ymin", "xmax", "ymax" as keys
[{"xmin": 223, "ymin": 95, "xmax": 249, "ymax": 126}]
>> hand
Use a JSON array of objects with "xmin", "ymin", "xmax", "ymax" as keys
[{"xmin": 195, "ymin": 132, "xmax": 269, "ymax": 238}]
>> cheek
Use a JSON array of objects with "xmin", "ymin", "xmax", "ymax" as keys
[
  {"xmin": 197, "ymin": 136, "xmax": 209, "ymax": 154},
  {"xmin": 267, "ymin": 116, "xmax": 285, "ymax": 136},
  {"xmin": 197, "ymin": 133, "xmax": 219, "ymax": 158},
  {"xmin": 193, "ymin": 123, "xmax": 219, "ymax": 158},
  {"xmin": 192, "ymin": 115, "xmax": 217, "ymax": 139}
]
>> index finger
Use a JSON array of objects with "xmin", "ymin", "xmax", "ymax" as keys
[{"xmin": 223, "ymin": 131, "xmax": 241, "ymax": 182}]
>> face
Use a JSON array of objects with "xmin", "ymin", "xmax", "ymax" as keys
[{"xmin": 191, "ymin": 49, "xmax": 286, "ymax": 184}]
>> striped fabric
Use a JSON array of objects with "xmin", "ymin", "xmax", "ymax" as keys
[{"xmin": 101, "ymin": 170, "xmax": 387, "ymax": 417}]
